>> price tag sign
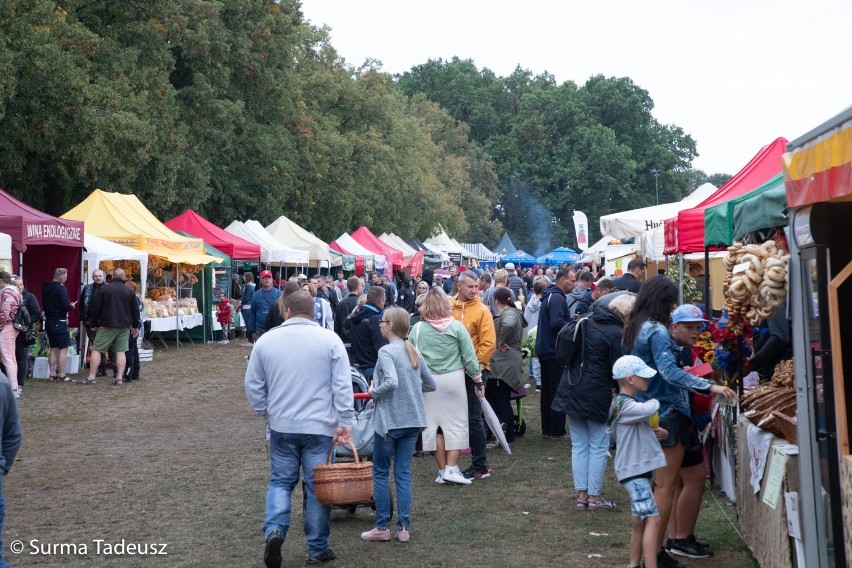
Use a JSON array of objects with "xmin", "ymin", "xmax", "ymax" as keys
[{"xmin": 733, "ymin": 262, "xmax": 751, "ymax": 275}]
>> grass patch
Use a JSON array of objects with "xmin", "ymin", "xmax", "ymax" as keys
[{"xmin": 7, "ymin": 341, "xmax": 756, "ymax": 566}]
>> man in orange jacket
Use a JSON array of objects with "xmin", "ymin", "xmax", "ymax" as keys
[{"xmin": 452, "ymin": 270, "xmax": 496, "ymax": 480}]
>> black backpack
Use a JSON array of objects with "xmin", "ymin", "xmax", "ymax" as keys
[
  {"xmin": 555, "ymin": 311, "xmax": 592, "ymax": 369},
  {"xmin": 13, "ymin": 302, "xmax": 31, "ymax": 331}
]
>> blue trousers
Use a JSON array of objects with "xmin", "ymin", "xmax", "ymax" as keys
[
  {"xmin": 371, "ymin": 428, "xmax": 420, "ymax": 530},
  {"xmin": 264, "ymin": 431, "xmax": 334, "ymax": 557}
]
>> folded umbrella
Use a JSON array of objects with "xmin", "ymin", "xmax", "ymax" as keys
[{"xmin": 479, "ymin": 394, "xmax": 512, "ymax": 458}]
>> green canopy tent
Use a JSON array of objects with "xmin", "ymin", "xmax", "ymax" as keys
[
  {"xmin": 704, "ymin": 173, "xmax": 785, "ymax": 246},
  {"xmin": 731, "ymin": 175, "xmax": 788, "ymax": 242},
  {"xmin": 176, "ymin": 231, "xmax": 229, "ymax": 344}
]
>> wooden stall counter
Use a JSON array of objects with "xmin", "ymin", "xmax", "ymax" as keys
[{"xmin": 736, "ymin": 415, "xmax": 800, "ymax": 568}]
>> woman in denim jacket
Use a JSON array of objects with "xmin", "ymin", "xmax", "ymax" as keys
[{"xmin": 622, "ymin": 276, "xmax": 736, "ymax": 566}]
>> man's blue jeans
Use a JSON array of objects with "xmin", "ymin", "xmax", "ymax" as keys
[
  {"xmin": 264, "ymin": 431, "xmax": 334, "ymax": 557},
  {"xmin": 567, "ymin": 416, "xmax": 609, "ymax": 496},
  {"xmin": 372, "ymin": 428, "xmax": 420, "ymax": 530}
]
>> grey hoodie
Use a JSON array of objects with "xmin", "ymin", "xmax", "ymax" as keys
[
  {"xmin": 607, "ymin": 393, "xmax": 666, "ymax": 482},
  {"xmin": 245, "ymin": 318, "xmax": 354, "ymax": 436},
  {"xmin": 523, "ymin": 296, "xmax": 542, "ymax": 335}
]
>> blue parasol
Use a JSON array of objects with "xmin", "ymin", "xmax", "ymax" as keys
[{"xmin": 536, "ymin": 247, "xmax": 581, "ymax": 266}]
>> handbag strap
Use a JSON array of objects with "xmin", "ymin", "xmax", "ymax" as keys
[{"xmin": 327, "ymin": 440, "xmax": 360, "ymax": 464}]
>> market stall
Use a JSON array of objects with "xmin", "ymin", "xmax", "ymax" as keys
[
  {"xmin": 63, "ymin": 190, "xmax": 222, "ymax": 347},
  {"xmin": 381, "ymin": 233, "xmax": 426, "ymax": 276},
  {"xmin": 406, "ymin": 237, "xmax": 448, "ymax": 269},
  {"xmin": 424, "ymin": 225, "xmax": 473, "ymax": 265},
  {"xmin": 783, "ymin": 108, "xmax": 852, "ymax": 567},
  {"xmin": 599, "ymin": 182, "xmax": 717, "ymax": 239},
  {"xmin": 351, "ymin": 226, "xmax": 407, "ymax": 270},
  {"xmin": 266, "ymin": 215, "xmax": 334, "ymax": 270},
  {"xmin": 82, "ymin": 234, "xmax": 149, "ymax": 293},
  {"xmin": 224, "ymin": 219, "xmax": 309, "ymax": 280},
  {"xmin": 0, "ymin": 187, "xmax": 84, "ymax": 318},
  {"xmin": 330, "ymin": 233, "xmax": 381, "ymax": 274}
]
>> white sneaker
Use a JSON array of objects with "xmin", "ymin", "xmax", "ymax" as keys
[
  {"xmin": 13, "ymin": 388, "xmax": 20, "ymax": 399},
  {"xmin": 434, "ymin": 469, "xmax": 445, "ymax": 484},
  {"xmin": 442, "ymin": 466, "xmax": 472, "ymax": 485}
]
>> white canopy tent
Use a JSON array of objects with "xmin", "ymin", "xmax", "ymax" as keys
[
  {"xmin": 225, "ymin": 220, "xmax": 309, "ymax": 265},
  {"xmin": 641, "ymin": 224, "xmax": 726, "ymax": 262},
  {"xmin": 425, "ymin": 225, "xmax": 471, "ymax": 258},
  {"xmin": 599, "ymin": 183, "xmax": 717, "ymax": 239},
  {"xmin": 83, "ymin": 233, "xmax": 150, "ymax": 297},
  {"xmin": 266, "ymin": 215, "xmax": 330, "ymax": 268},
  {"xmin": 379, "ymin": 233, "xmax": 419, "ymax": 257},
  {"xmin": 334, "ymin": 233, "xmax": 385, "ymax": 270}
]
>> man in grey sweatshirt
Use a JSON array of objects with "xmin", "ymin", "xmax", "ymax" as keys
[{"xmin": 245, "ymin": 291, "xmax": 354, "ymax": 568}]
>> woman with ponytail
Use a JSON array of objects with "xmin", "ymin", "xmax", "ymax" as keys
[{"xmin": 361, "ymin": 307, "xmax": 436, "ymax": 543}]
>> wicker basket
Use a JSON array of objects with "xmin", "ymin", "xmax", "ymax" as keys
[
  {"xmin": 771, "ymin": 411, "xmax": 798, "ymax": 445},
  {"xmin": 313, "ymin": 442, "xmax": 373, "ymax": 505}
]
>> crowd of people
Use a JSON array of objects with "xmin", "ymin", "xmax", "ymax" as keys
[
  {"xmin": 0, "ymin": 251, "xmax": 766, "ymax": 568},
  {"xmin": 242, "ymin": 259, "xmax": 740, "ymax": 568}
]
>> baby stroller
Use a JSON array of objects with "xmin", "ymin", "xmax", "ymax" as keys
[
  {"xmin": 510, "ymin": 384, "xmax": 528, "ymax": 437},
  {"xmin": 304, "ymin": 367, "xmax": 391, "ymax": 516}
]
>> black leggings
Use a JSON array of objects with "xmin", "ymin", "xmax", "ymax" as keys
[
  {"xmin": 14, "ymin": 334, "xmax": 29, "ymax": 388},
  {"xmin": 485, "ymin": 379, "xmax": 515, "ymax": 443}
]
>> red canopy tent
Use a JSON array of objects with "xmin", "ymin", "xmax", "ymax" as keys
[
  {"xmin": 164, "ymin": 210, "xmax": 261, "ymax": 259},
  {"xmin": 663, "ymin": 137, "xmax": 788, "ymax": 254},
  {"xmin": 0, "ymin": 188, "xmax": 84, "ymax": 320},
  {"xmin": 351, "ymin": 227, "xmax": 407, "ymax": 270}
]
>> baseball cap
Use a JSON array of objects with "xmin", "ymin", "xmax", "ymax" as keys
[
  {"xmin": 298, "ymin": 273, "xmax": 307, "ymax": 280},
  {"xmin": 260, "ymin": 270, "xmax": 273, "ymax": 278},
  {"xmin": 504, "ymin": 262, "xmax": 515, "ymax": 270},
  {"xmin": 612, "ymin": 355, "xmax": 657, "ymax": 380},
  {"xmin": 672, "ymin": 304, "xmax": 708, "ymax": 324}
]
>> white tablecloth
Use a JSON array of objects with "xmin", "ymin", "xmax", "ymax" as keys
[{"xmin": 148, "ymin": 313, "xmax": 203, "ymax": 332}]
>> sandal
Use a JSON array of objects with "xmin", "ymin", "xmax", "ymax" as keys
[
  {"xmin": 61, "ymin": 376, "xmax": 71, "ymax": 382},
  {"xmin": 588, "ymin": 497, "xmax": 617, "ymax": 510},
  {"xmin": 49, "ymin": 375, "xmax": 58, "ymax": 381},
  {"xmin": 81, "ymin": 378, "xmax": 97, "ymax": 385},
  {"xmin": 111, "ymin": 379, "xmax": 124, "ymax": 386},
  {"xmin": 575, "ymin": 498, "xmax": 589, "ymax": 510}
]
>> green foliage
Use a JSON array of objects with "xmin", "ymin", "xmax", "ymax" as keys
[
  {"xmin": 397, "ymin": 62, "xmax": 701, "ymax": 252},
  {"xmin": 665, "ymin": 258, "xmax": 701, "ymax": 303},
  {"xmin": 1, "ymin": 1, "xmax": 701, "ymax": 255}
]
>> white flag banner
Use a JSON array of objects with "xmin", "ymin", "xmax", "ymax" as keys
[{"xmin": 572, "ymin": 211, "xmax": 589, "ymax": 251}]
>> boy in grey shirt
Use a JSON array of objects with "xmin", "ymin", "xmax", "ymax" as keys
[{"xmin": 608, "ymin": 355, "xmax": 668, "ymax": 568}]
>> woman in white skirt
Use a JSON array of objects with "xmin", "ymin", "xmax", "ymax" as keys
[{"xmin": 409, "ymin": 288, "xmax": 481, "ymax": 485}]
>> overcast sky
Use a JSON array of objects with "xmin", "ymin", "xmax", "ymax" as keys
[{"xmin": 300, "ymin": 0, "xmax": 851, "ymax": 176}]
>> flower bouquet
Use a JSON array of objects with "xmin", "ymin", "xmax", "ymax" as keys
[
  {"xmin": 522, "ymin": 327, "xmax": 536, "ymax": 360},
  {"xmin": 693, "ymin": 311, "xmax": 753, "ymax": 383}
]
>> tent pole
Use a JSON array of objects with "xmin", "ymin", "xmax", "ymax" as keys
[
  {"xmin": 175, "ymin": 262, "xmax": 180, "ymax": 350},
  {"xmin": 678, "ymin": 253, "xmax": 684, "ymax": 304},
  {"xmin": 704, "ymin": 246, "xmax": 711, "ymax": 315}
]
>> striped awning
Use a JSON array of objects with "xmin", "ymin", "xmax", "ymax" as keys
[{"xmin": 784, "ymin": 107, "xmax": 852, "ymax": 208}]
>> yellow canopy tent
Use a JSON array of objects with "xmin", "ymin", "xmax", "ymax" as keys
[{"xmin": 62, "ymin": 189, "xmax": 222, "ymax": 265}]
